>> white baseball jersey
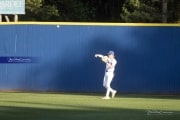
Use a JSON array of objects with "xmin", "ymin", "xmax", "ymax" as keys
[{"xmin": 105, "ymin": 58, "xmax": 117, "ymax": 73}]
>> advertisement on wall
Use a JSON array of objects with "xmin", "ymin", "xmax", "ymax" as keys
[{"xmin": 0, "ymin": 0, "xmax": 25, "ymax": 14}]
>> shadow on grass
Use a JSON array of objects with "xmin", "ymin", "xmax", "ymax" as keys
[
  {"xmin": 0, "ymin": 92, "xmax": 180, "ymax": 120},
  {"xmin": 1, "ymin": 91, "xmax": 180, "ymax": 100},
  {"xmin": 0, "ymin": 105, "xmax": 179, "ymax": 120},
  {"xmin": 71, "ymin": 93, "xmax": 180, "ymax": 100},
  {"xmin": 117, "ymin": 94, "xmax": 180, "ymax": 100},
  {"xmin": 26, "ymin": 92, "xmax": 180, "ymax": 100}
]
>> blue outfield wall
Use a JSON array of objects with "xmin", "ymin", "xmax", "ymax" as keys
[{"xmin": 0, "ymin": 23, "xmax": 180, "ymax": 94}]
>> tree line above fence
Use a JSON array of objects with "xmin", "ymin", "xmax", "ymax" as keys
[{"xmin": 1, "ymin": 0, "xmax": 180, "ymax": 23}]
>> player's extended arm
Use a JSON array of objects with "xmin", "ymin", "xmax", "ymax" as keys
[
  {"xmin": 95, "ymin": 54, "xmax": 108, "ymax": 63},
  {"xmin": 94, "ymin": 54, "xmax": 103, "ymax": 58}
]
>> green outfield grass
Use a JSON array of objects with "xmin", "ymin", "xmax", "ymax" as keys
[{"xmin": 0, "ymin": 92, "xmax": 179, "ymax": 120}]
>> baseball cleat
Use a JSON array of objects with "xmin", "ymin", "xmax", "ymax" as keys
[{"xmin": 102, "ymin": 96, "xmax": 110, "ymax": 99}]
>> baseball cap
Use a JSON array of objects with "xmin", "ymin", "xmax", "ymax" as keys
[{"xmin": 107, "ymin": 51, "xmax": 115, "ymax": 55}]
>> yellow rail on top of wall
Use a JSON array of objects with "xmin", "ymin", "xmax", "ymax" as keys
[{"xmin": 0, "ymin": 22, "xmax": 180, "ymax": 27}]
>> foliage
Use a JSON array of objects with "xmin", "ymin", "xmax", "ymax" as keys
[
  {"xmin": 167, "ymin": 0, "xmax": 180, "ymax": 22},
  {"xmin": 43, "ymin": 0, "xmax": 95, "ymax": 21},
  {"xmin": 25, "ymin": 0, "xmax": 42, "ymax": 13},
  {"xmin": 18, "ymin": 0, "xmax": 179, "ymax": 23},
  {"xmin": 121, "ymin": 0, "xmax": 161, "ymax": 22},
  {"xmin": 20, "ymin": 0, "xmax": 59, "ymax": 21}
]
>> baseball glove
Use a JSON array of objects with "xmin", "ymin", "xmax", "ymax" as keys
[{"xmin": 101, "ymin": 56, "xmax": 108, "ymax": 63}]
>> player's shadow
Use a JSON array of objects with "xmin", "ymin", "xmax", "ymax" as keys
[
  {"xmin": 18, "ymin": 27, "xmax": 180, "ymax": 94},
  {"xmin": 49, "ymin": 36, "xmax": 122, "ymax": 92},
  {"xmin": 19, "ymin": 35, "xmax": 123, "ymax": 92}
]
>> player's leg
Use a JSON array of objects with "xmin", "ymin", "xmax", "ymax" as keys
[
  {"xmin": 106, "ymin": 73, "xmax": 117, "ymax": 98},
  {"xmin": 103, "ymin": 74, "xmax": 108, "ymax": 88},
  {"xmin": 102, "ymin": 74, "xmax": 110, "ymax": 99},
  {"xmin": 105, "ymin": 73, "xmax": 114, "ymax": 98}
]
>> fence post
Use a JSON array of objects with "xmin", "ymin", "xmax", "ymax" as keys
[
  {"xmin": 14, "ymin": 14, "xmax": 18, "ymax": 22},
  {"xmin": 5, "ymin": 15, "xmax": 10, "ymax": 22},
  {"xmin": 0, "ymin": 15, "xmax": 2, "ymax": 22}
]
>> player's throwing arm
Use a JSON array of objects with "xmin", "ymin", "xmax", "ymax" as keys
[{"xmin": 95, "ymin": 54, "xmax": 108, "ymax": 63}]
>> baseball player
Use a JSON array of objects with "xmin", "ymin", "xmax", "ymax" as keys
[{"xmin": 95, "ymin": 51, "xmax": 117, "ymax": 99}]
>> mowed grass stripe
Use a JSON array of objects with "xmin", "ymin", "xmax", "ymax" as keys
[{"xmin": 0, "ymin": 92, "xmax": 179, "ymax": 120}]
